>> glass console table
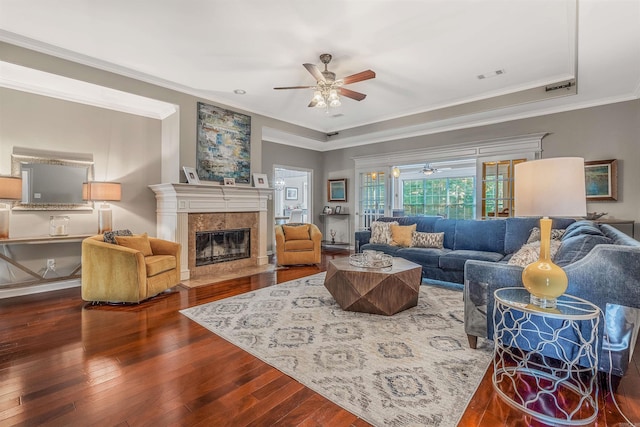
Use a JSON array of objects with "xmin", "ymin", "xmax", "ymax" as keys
[
  {"xmin": 492, "ymin": 287, "xmax": 601, "ymax": 425},
  {"xmin": 0, "ymin": 234, "xmax": 92, "ymax": 288}
]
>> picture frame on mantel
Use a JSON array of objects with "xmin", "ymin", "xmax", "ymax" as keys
[
  {"xmin": 585, "ymin": 159, "xmax": 617, "ymax": 201},
  {"xmin": 183, "ymin": 166, "xmax": 200, "ymax": 184},
  {"xmin": 328, "ymin": 178, "xmax": 347, "ymax": 202},
  {"xmin": 253, "ymin": 173, "xmax": 269, "ymax": 188}
]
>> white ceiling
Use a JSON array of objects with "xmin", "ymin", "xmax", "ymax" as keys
[{"xmin": 1, "ymin": 0, "xmax": 639, "ymax": 151}]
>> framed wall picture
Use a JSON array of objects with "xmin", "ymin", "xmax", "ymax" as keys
[
  {"xmin": 328, "ymin": 178, "xmax": 347, "ymax": 202},
  {"xmin": 183, "ymin": 166, "xmax": 200, "ymax": 184},
  {"xmin": 585, "ymin": 159, "xmax": 617, "ymax": 201},
  {"xmin": 196, "ymin": 102, "xmax": 251, "ymax": 184},
  {"xmin": 253, "ymin": 173, "xmax": 269, "ymax": 188},
  {"xmin": 285, "ymin": 187, "xmax": 298, "ymax": 200}
]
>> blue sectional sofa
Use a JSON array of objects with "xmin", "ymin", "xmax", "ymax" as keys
[
  {"xmin": 355, "ymin": 215, "xmax": 575, "ymax": 287},
  {"xmin": 356, "ymin": 216, "xmax": 640, "ymax": 375}
]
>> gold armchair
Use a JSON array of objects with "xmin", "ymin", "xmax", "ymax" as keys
[
  {"xmin": 81, "ymin": 234, "xmax": 181, "ymax": 303},
  {"xmin": 275, "ymin": 223, "xmax": 322, "ymax": 266}
]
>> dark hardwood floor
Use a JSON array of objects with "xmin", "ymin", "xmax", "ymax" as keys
[{"xmin": 1, "ymin": 248, "xmax": 638, "ymax": 426}]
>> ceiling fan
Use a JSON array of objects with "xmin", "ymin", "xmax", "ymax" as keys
[
  {"xmin": 274, "ymin": 53, "xmax": 375, "ymax": 108},
  {"xmin": 422, "ymin": 163, "xmax": 450, "ymax": 175}
]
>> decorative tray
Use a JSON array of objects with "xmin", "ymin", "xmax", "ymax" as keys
[{"xmin": 349, "ymin": 252, "xmax": 393, "ymax": 268}]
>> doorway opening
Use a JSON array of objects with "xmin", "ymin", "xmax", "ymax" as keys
[{"xmin": 273, "ymin": 166, "xmax": 312, "ymax": 224}]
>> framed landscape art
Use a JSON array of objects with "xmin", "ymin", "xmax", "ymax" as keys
[
  {"xmin": 328, "ymin": 178, "xmax": 347, "ymax": 202},
  {"xmin": 196, "ymin": 102, "xmax": 251, "ymax": 184},
  {"xmin": 585, "ymin": 159, "xmax": 617, "ymax": 201}
]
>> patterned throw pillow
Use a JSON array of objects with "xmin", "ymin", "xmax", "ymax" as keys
[
  {"xmin": 410, "ymin": 231, "xmax": 444, "ymax": 249},
  {"xmin": 369, "ymin": 221, "xmax": 398, "ymax": 244},
  {"xmin": 103, "ymin": 229, "xmax": 133, "ymax": 244},
  {"xmin": 526, "ymin": 227, "xmax": 566, "ymax": 243},
  {"xmin": 390, "ymin": 224, "xmax": 417, "ymax": 247},
  {"xmin": 508, "ymin": 240, "xmax": 562, "ymax": 267}
]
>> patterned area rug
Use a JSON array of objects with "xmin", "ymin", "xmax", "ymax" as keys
[{"xmin": 181, "ymin": 272, "xmax": 493, "ymax": 426}]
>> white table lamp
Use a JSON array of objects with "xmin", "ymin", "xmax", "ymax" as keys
[
  {"xmin": 514, "ymin": 157, "xmax": 586, "ymax": 308},
  {"xmin": 83, "ymin": 181, "xmax": 122, "ymax": 234},
  {"xmin": 0, "ymin": 176, "xmax": 23, "ymax": 239}
]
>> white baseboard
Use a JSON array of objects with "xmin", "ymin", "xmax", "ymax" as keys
[{"xmin": 0, "ymin": 279, "xmax": 81, "ymax": 299}]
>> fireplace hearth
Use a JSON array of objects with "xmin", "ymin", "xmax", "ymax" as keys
[{"xmin": 195, "ymin": 228, "xmax": 250, "ymax": 266}]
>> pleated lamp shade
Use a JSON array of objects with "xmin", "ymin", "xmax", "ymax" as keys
[
  {"xmin": 82, "ymin": 181, "xmax": 122, "ymax": 201},
  {"xmin": 0, "ymin": 176, "xmax": 23, "ymax": 200}
]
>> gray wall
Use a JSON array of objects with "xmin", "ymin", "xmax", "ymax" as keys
[
  {"xmin": 320, "ymin": 99, "xmax": 640, "ymax": 239},
  {"xmin": 261, "ymin": 141, "xmax": 324, "ymax": 245}
]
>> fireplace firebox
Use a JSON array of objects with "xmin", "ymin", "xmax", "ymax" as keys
[{"xmin": 195, "ymin": 228, "xmax": 250, "ymax": 266}]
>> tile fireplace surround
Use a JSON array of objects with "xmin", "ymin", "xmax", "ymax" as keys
[{"xmin": 149, "ymin": 183, "xmax": 272, "ymax": 280}]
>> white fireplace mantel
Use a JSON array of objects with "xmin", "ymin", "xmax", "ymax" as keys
[{"xmin": 149, "ymin": 183, "xmax": 273, "ymax": 280}]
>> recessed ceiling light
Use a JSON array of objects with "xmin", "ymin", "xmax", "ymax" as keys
[
  {"xmin": 477, "ymin": 69, "xmax": 506, "ymax": 80},
  {"xmin": 233, "ymin": 89, "xmax": 246, "ymax": 95}
]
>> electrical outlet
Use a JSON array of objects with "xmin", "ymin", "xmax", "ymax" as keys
[{"xmin": 47, "ymin": 259, "xmax": 56, "ymax": 270}]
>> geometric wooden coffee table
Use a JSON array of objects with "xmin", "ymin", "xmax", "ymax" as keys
[{"xmin": 324, "ymin": 257, "xmax": 422, "ymax": 316}]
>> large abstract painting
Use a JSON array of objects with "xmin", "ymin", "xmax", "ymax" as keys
[{"xmin": 196, "ymin": 102, "xmax": 251, "ymax": 184}]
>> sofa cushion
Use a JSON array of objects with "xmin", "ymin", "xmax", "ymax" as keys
[
  {"xmin": 412, "ymin": 216, "xmax": 441, "ymax": 233},
  {"xmin": 507, "ymin": 240, "xmax": 562, "ymax": 267},
  {"xmin": 115, "ymin": 233, "xmax": 153, "ymax": 256},
  {"xmin": 103, "ymin": 229, "xmax": 133, "ymax": 244},
  {"xmin": 439, "ymin": 250, "xmax": 504, "ymax": 271},
  {"xmin": 145, "ymin": 254, "xmax": 177, "ymax": 277},
  {"xmin": 390, "ymin": 224, "xmax": 416, "ymax": 246},
  {"xmin": 410, "ymin": 231, "xmax": 444, "ymax": 249},
  {"xmin": 284, "ymin": 239, "xmax": 315, "ymax": 251},
  {"xmin": 561, "ymin": 220, "xmax": 603, "ymax": 240},
  {"xmin": 555, "ymin": 234, "xmax": 613, "ymax": 267},
  {"xmin": 454, "ymin": 219, "xmax": 506, "ymax": 253},
  {"xmin": 396, "ymin": 247, "xmax": 448, "ymax": 268},
  {"xmin": 282, "ymin": 224, "xmax": 310, "ymax": 240},
  {"xmin": 370, "ymin": 221, "xmax": 398, "ymax": 244},
  {"xmin": 434, "ymin": 219, "xmax": 457, "ymax": 249}
]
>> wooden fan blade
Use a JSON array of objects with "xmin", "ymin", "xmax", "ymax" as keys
[
  {"xmin": 303, "ymin": 63, "xmax": 326, "ymax": 83},
  {"xmin": 342, "ymin": 70, "xmax": 376, "ymax": 85},
  {"xmin": 339, "ymin": 87, "xmax": 367, "ymax": 101},
  {"xmin": 274, "ymin": 86, "xmax": 314, "ymax": 90}
]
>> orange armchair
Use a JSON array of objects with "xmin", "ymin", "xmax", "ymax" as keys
[
  {"xmin": 82, "ymin": 234, "xmax": 181, "ymax": 303},
  {"xmin": 275, "ymin": 223, "xmax": 322, "ymax": 266}
]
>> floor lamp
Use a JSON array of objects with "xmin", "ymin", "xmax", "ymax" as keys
[
  {"xmin": 0, "ymin": 176, "xmax": 23, "ymax": 239},
  {"xmin": 514, "ymin": 157, "xmax": 586, "ymax": 308},
  {"xmin": 83, "ymin": 181, "xmax": 122, "ymax": 234}
]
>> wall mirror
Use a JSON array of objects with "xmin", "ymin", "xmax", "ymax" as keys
[{"xmin": 11, "ymin": 148, "xmax": 94, "ymax": 210}]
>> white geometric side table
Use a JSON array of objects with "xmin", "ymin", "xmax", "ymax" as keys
[{"xmin": 492, "ymin": 287, "xmax": 601, "ymax": 425}]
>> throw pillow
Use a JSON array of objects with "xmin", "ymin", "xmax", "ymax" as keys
[
  {"xmin": 526, "ymin": 227, "xmax": 566, "ymax": 243},
  {"xmin": 369, "ymin": 221, "xmax": 398, "ymax": 244},
  {"xmin": 389, "ymin": 224, "xmax": 417, "ymax": 247},
  {"xmin": 103, "ymin": 229, "xmax": 133, "ymax": 244},
  {"xmin": 508, "ymin": 240, "xmax": 562, "ymax": 267},
  {"xmin": 282, "ymin": 224, "xmax": 310, "ymax": 240},
  {"xmin": 410, "ymin": 231, "xmax": 444, "ymax": 249},
  {"xmin": 115, "ymin": 233, "xmax": 153, "ymax": 256}
]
